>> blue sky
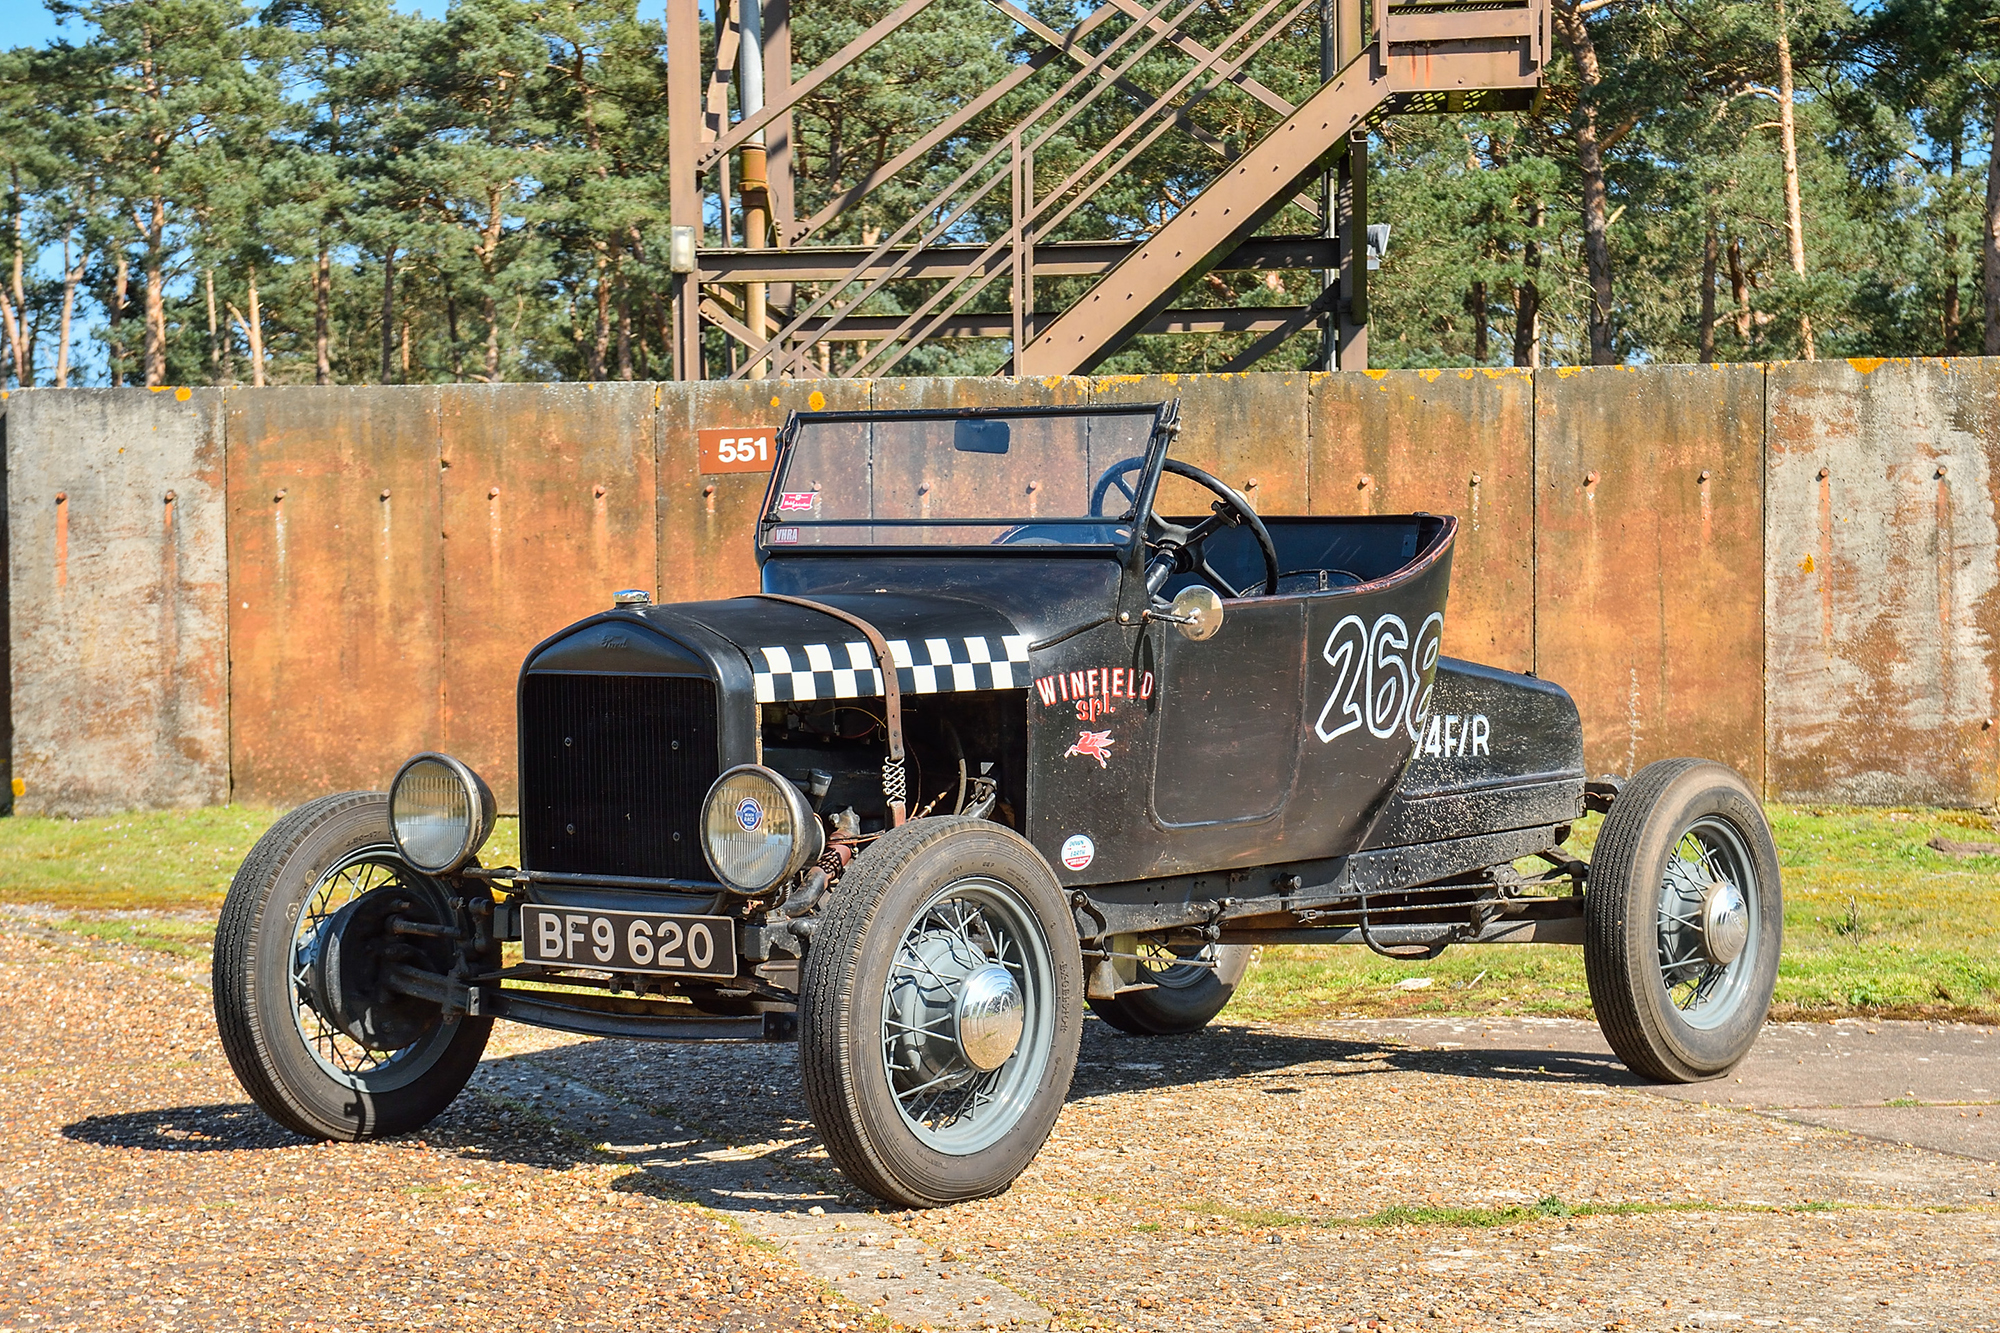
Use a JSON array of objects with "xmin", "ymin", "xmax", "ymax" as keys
[{"xmin": 0, "ymin": 0, "xmax": 677, "ymax": 48}]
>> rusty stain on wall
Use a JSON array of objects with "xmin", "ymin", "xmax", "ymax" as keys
[
  {"xmin": 1765, "ymin": 358, "xmax": 2000, "ymax": 805},
  {"xmin": 1535, "ymin": 364, "xmax": 1765, "ymax": 787},
  {"xmin": 7, "ymin": 390, "xmax": 229, "ymax": 815},
  {"xmin": 226, "ymin": 388, "xmax": 445, "ymax": 805}
]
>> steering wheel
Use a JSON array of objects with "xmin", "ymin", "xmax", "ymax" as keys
[{"xmin": 1091, "ymin": 457, "xmax": 1281, "ymax": 598}]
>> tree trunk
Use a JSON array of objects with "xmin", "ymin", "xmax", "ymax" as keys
[
  {"xmin": 314, "ymin": 241, "xmax": 332, "ymax": 385},
  {"xmin": 484, "ymin": 295, "xmax": 500, "ymax": 383},
  {"xmin": 445, "ymin": 287, "xmax": 464, "ymax": 382},
  {"xmin": 617, "ymin": 294, "xmax": 634, "ymax": 380},
  {"xmin": 55, "ymin": 236, "xmax": 80, "ymax": 389},
  {"xmin": 1728, "ymin": 236, "xmax": 1752, "ymax": 346},
  {"xmin": 227, "ymin": 265, "xmax": 266, "ymax": 387},
  {"xmin": 110, "ymin": 253, "xmax": 129, "ymax": 387},
  {"xmin": 205, "ymin": 267, "xmax": 222, "ymax": 385},
  {"xmin": 1469, "ymin": 280, "xmax": 1489, "ymax": 363},
  {"xmin": 381, "ymin": 248, "xmax": 397, "ymax": 385},
  {"xmin": 1984, "ymin": 93, "xmax": 2000, "ymax": 354},
  {"xmin": 1554, "ymin": 0, "xmax": 1615, "ymax": 364},
  {"xmin": 1513, "ymin": 199, "xmax": 1544, "ymax": 367},
  {"xmin": 1699, "ymin": 214, "xmax": 1719, "ymax": 361},
  {"xmin": 0, "ymin": 289, "xmax": 23, "ymax": 389},
  {"xmin": 590, "ymin": 248, "xmax": 611, "ymax": 381},
  {"xmin": 1773, "ymin": 0, "xmax": 1814, "ymax": 358},
  {"xmin": 4, "ymin": 204, "xmax": 28, "ymax": 386},
  {"xmin": 143, "ymin": 207, "xmax": 168, "ymax": 388}
]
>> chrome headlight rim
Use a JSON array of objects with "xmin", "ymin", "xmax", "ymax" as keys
[
  {"xmin": 699, "ymin": 763, "xmax": 825, "ymax": 896},
  {"xmin": 388, "ymin": 751, "xmax": 496, "ymax": 876}
]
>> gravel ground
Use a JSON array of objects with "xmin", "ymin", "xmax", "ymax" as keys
[{"xmin": 2, "ymin": 922, "xmax": 1996, "ymax": 1332}]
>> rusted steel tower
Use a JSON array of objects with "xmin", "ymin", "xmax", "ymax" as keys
[{"xmin": 666, "ymin": 0, "xmax": 1549, "ymax": 380}]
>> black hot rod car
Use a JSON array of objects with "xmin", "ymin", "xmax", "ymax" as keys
[{"xmin": 214, "ymin": 401, "xmax": 1781, "ymax": 1208}]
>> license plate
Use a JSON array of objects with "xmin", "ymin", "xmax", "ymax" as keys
[{"xmin": 520, "ymin": 905, "xmax": 738, "ymax": 980}]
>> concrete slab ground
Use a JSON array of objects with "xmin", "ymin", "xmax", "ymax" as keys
[{"xmin": 1331, "ymin": 1015, "xmax": 2000, "ymax": 1161}]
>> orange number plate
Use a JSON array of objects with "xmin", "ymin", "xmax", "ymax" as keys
[{"xmin": 698, "ymin": 426, "xmax": 777, "ymax": 473}]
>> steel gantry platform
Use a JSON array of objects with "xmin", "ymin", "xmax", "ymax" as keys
[{"xmin": 665, "ymin": 0, "xmax": 1549, "ymax": 379}]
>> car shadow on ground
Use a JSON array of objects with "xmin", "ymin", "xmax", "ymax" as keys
[{"xmin": 61, "ymin": 1017, "xmax": 1644, "ymax": 1175}]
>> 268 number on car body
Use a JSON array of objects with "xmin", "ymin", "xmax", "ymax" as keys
[
  {"xmin": 520, "ymin": 905, "xmax": 739, "ymax": 979},
  {"xmin": 1314, "ymin": 611, "xmax": 1444, "ymax": 745}
]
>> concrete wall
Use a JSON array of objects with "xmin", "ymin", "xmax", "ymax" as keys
[{"xmin": 6, "ymin": 359, "xmax": 1996, "ymax": 814}]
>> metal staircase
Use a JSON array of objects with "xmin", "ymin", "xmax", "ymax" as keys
[{"xmin": 666, "ymin": 0, "xmax": 1550, "ymax": 379}]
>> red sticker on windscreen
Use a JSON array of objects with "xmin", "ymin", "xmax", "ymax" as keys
[{"xmin": 777, "ymin": 491, "xmax": 818, "ymax": 513}]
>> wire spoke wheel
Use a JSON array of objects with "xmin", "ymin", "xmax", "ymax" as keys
[
  {"xmin": 288, "ymin": 845, "xmax": 453, "ymax": 1086},
  {"xmin": 1653, "ymin": 818, "xmax": 1763, "ymax": 1029},
  {"xmin": 879, "ymin": 878, "xmax": 1056, "ymax": 1156}
]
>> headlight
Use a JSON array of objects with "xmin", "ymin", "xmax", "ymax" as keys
[
  {"xmin": 700, "ymin": 764, "xmax": 824, "ymax": 895},
  {"xmin": 389, "ymin": 753, "xmax": 496, "ymax": 875}
]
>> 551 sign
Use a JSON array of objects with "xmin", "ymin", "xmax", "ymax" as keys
[{"xmin": 698, "ymin": 426, "xmax": 778, "ymax": 474}]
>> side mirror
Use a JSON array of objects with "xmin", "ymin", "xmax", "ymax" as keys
[{"xmin": 1169, "ymin": 586, "xmax": 1224, "ymax": 641}]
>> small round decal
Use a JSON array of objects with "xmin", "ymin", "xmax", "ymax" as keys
[
  {"xmin": 1060, "ymin": 834, "xmax": 1095, "ymax": 871},
  {"xmin": 735, "ymin": 796, "xmax": 765, "ymax": 832}
]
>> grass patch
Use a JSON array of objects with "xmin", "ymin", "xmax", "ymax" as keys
[
  {"xmin": 1232, "ymin": 805, "xmax": 2000, "ymax": 1025},
  {"xmin": 2, "ymin": 803, "xmax": 1996, "ymax": 1021},
  {"xmin": 0, "ymin": 807, "xmax": 522, "ymax": 914}
]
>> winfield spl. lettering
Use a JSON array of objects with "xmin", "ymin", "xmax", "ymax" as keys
[{"xmin": 1034, "ymin": 666, "xmax": 1154, "ymax": 722}]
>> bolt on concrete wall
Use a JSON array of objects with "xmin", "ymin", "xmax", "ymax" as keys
[
  {"xmin": 6, "ymin": 389, "xmax": 229, "ymax": 816},
  {"xmin": 8, "ymin": 360, "xmax": 1999, "ymax": 815}
]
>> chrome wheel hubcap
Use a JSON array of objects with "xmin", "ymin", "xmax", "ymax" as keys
[
  {"xmin": 956, "ymin": 964, "xmax": 1025, "ymax": 1071},
  {"xmin": 1699, "ymin": 879, "xmax": 1749, "ymax": 966}
]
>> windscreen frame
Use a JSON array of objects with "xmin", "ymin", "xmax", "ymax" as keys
[{"xmin": 753, "ymin": 401, "xmax": 1179, "ymax": 559}]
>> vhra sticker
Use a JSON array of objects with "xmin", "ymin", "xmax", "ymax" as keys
[{"xmin": 1060, "ymin": 834, "xmax": 1095, "ymax": 871}]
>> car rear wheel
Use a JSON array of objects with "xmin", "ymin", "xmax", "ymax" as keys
[
  {"xmin": 1087, "ymin": 942, "xmax": 1252, "ymax": 1035},
  {"xmin": 212, "ymin": 792, "xmax": 492, "ymax": 1140},
  {"xmin": 798, "ymin": 817, "xmax": 1083, "ymax": 1208},
  {"xmin": 1583, "ymin": 759, "xmax": 1781, "ymax": 1083}
]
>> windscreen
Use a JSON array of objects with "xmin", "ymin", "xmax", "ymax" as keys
[{"xmin": 762, "ymin": 408, "xmax": 1161, "ymax": 548}]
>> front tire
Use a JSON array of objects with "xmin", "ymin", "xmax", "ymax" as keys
[
  {"xmin": 799, "ymin": 817, "xmax": 1083, "ymax": 1208},
  {"xmin": 212, "ymin": 792, "xmax": 491, "ymax": 1140},
  {"xmin": 1584, "ymin": 759, "xmax": 1781, "ymax": 1082},
  {"xmin": 1087, "ymin": 943, "xmax": 1252, "ymax": 1035}
]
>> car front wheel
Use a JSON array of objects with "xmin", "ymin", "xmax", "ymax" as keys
[
  {"xmin": 798, "ymin": 817, "xmax": 1083, "ymax": 1208},
  {"xmin": 212, "ymin": 792, "xmax": 492, "ymax": 1140},
  {"xmin": 1583, "ymin": 759, "xmax": 1782, "ymax": 1082}
]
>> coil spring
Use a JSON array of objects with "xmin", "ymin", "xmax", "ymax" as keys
[{"xmin": 882, "ymin": 756, "xmax": 907, "ymax": 804}]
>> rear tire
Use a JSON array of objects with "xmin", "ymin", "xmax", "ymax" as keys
[
  {"xmin": 1584, "ymin": 759, "xmax": 1781, "ymax": 1083},
  {"xmin": 212, "ymin": 793, "xmax": 491, "ymax": 1140},
  {"xmin": 799, "ymin": 817, "xmax": 1082, "ymax": 1208},
  {"xmin": 1087, "ymin": 943, "xmax": 1251, "ymax": 1035}
]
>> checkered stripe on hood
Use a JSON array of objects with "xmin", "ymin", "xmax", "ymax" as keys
[{"xmin": 752, "ymin": 634, "xmax": 1032, "ymax": 703}]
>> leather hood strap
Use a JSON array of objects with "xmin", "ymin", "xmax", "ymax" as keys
[{"xmin": 751, "ymin": 593, "xmax": 907, "ymax": 825}]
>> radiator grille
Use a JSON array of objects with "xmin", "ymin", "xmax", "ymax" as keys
[{"xmin": 519, "ymin": 673, "xmax": 720, "ymax": 881}]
